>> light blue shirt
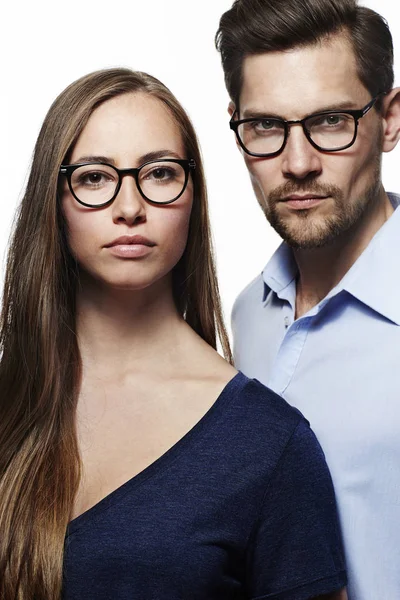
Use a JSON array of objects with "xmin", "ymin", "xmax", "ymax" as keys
[{"xmin": 232, "ymin": 193, "xmax": 400, "ymax": 600}]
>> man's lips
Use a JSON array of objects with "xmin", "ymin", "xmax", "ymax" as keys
[
  {"xmin": 280, "ymin": 194, "xmax": 329, "ymax": 210},
  {"xmin": 282, "ymin": 194, "xmax": 329, "ymax": 201}
]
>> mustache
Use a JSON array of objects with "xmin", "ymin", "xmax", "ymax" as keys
[{"xmin": 268, "ymin": 180, "xmax": 343, "ymax": 203}]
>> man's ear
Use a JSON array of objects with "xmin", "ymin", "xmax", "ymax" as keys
[
  {"xmin": 382, "ymin": 87, "xmax": 400, "ymax": 153},
  {"xmin": 228, "ymin": 101, "xmax": 236, "ymax": 119},
  {"xmin": 228, "ymin": 101, "xmax": 242, "ymax": 151}
]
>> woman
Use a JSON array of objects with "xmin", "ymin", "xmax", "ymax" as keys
[{"xmin": 0, "ymin": 68, "xmax": 346, "ymax": 599}]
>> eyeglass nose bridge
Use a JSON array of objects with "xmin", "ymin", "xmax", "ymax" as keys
[
  {"xmin": 112, "ymin": 166, "xmax": 144, "ymax": 201},
  {"xmin": 282, "ymin": 118, "xmax": 321, "ymax": 153}
]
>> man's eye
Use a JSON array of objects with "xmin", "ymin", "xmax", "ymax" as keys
[
  {"xmin": 245, "ymin": 119, "xmax": 283, "ymax": 134},
  {"xmin": 325, "ymin": 115, "xmax": 344, "ymax": 125},
  {"xmin": 257, "ymin": 119, "xmax": 274, "ymax": 130},
  {"xmin": 311, "ymin": 114, "xmax": 349, "ymax": 128},
  {"xmin": 254, "ymin": 119, "xmax": 283, "ymax": 131}
]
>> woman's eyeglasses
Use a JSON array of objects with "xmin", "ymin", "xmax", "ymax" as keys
[{"xmin": 59, "ymin": 158, "xmax": 196, "ymax": 207}]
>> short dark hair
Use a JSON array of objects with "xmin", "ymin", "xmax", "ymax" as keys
[{"xmin": 215, "ymin": 0, "xmax": 394, "ymax": 110}]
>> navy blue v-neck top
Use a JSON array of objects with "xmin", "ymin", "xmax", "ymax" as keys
[{"xmin": 63, "ymin": 372, "xmax": 346, "ymax": 599}]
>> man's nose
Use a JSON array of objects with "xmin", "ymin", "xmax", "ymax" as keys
[{"xmin": 281, "ymin": 124, "xmax": 323, "ymax": 180}]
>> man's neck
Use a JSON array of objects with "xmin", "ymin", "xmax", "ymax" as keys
[{"xmin": 294, "ymin": 189, "xmax": 394, "ymax": 318}]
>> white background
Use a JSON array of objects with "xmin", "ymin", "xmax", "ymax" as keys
[{"xmin": 1, "ymin": 1, "xmax": 399, "ymax": 339}]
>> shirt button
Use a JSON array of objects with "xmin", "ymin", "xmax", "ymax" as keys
[{"xmin": 284, "ymin": 316, "xmax": 290, "ymax": 328}]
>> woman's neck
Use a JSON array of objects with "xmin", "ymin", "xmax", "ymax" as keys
[{"xmin": 76, "ymin": 275, "xmax": 186, "ymax": 377}]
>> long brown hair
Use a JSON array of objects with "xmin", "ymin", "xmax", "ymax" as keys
[
  {"xmin": 0, "ymin": 68, "xmax": 232, "ymax": 599},
  {"xmin": 216, "ymin": 0, "xmax": 394, "ymax": 111}
]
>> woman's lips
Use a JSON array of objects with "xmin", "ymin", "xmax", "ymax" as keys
[
  {"xmin": 104, "ymin": 234, "xmax": 156, "ymax": 258},
  {"xmin": 107, "ymin": 244, "xmax": 154, "ymax": 258}
]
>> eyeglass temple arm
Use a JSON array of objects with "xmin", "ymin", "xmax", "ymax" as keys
[{"xmin": 363, "ymin": 92, "xmax": 386, "ymax": 115}]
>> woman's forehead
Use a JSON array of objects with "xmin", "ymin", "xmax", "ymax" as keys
[{"xmin": 71, "ymin": 93, "xmax": 185, "ymax": 164}]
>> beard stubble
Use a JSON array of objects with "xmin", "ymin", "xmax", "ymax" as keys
[{"xmin": 261, "ymin": 156, "xmax": 382, "ymax": 250}]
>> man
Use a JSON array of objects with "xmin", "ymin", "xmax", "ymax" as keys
[{"xmin": 216, "ymin": 1, "xmax": 400, "ymax": 599}]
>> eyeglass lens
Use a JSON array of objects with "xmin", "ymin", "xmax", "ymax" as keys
[
  {"xmin": 237, "ymin": 112, "xmax": 356, "ymax": 155},
  {"xmin": 69, "ymin": 161, "xmax": 187, "ymax": 205}
]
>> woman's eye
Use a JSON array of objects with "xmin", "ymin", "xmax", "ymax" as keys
[
  {"xmin": 78, "ymin": 171, "xmax": 112, "ymax": 187},
  {"xmin": 152, "ymin": 168, "xmax": 170, "ymax": 179},
  {"xmin": 86, "ymin": 173, "xmax": 103, "ymax": 184},
  {"xmin": 145, "ymin": 167, "xmax": 176, "ymax": 182}
]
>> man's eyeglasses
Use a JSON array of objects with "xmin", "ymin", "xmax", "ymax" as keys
[
  {"xmin": 59, "ymin": 158, "xmax": 196, "ymax": 208},
  {"xmin": 229, "ymin": 95, "xmax": 382, "ymax": 158}
]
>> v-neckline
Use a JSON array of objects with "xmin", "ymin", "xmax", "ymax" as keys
[{"xmin": 67, "ymin": 371, "xmax": 245, "ymax": 536}]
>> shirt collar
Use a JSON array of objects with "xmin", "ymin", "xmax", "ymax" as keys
[
  {"xmin": 262, "ymin": 193, "xmax": 400, "ymax": 324},
  {"xmin": 340, "ymin": 193, "xmax": 400, "ymax": 325},
  {"xmin": 262, "ymin": 242, "xmax": 297, "ymax": 302}
]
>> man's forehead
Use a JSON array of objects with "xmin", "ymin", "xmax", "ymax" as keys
[{"xmin": 239, "ymin": 34, "xmax": 367, "ymax": 117}]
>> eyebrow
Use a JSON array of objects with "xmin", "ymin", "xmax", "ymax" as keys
[
  {"xmin": 72, "ymin": 149, "xmax": 184, "ymax": 166},
  {"xmin": 242, "ymin": 101, "xmax": 360, "ymax": 120}
]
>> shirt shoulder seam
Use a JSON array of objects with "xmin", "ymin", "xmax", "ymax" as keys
[
  {"xmin": 244, "ymin": 415, "xmax": 305, "ymax": 558},
  {"xmin": 249, "ymin": 568, "xmax": 347, "ymax": 599}
]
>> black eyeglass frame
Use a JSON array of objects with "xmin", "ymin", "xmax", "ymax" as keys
[
  {"xmin": 229, "ymin": 95, "xmax": 383, "ymax": 158},
  {"xmin": 59, "ymin": 158, "xmax": 196, "ymax": 208}
]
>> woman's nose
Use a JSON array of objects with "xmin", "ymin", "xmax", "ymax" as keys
[{"xmin": 111, "ymin": 175, "xmax": 147, "ymax": 225}]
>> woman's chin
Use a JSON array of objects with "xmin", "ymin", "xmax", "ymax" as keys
[{"xmin": 78, "ymin": 269, "xmax": 171, "ymax": 296}]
